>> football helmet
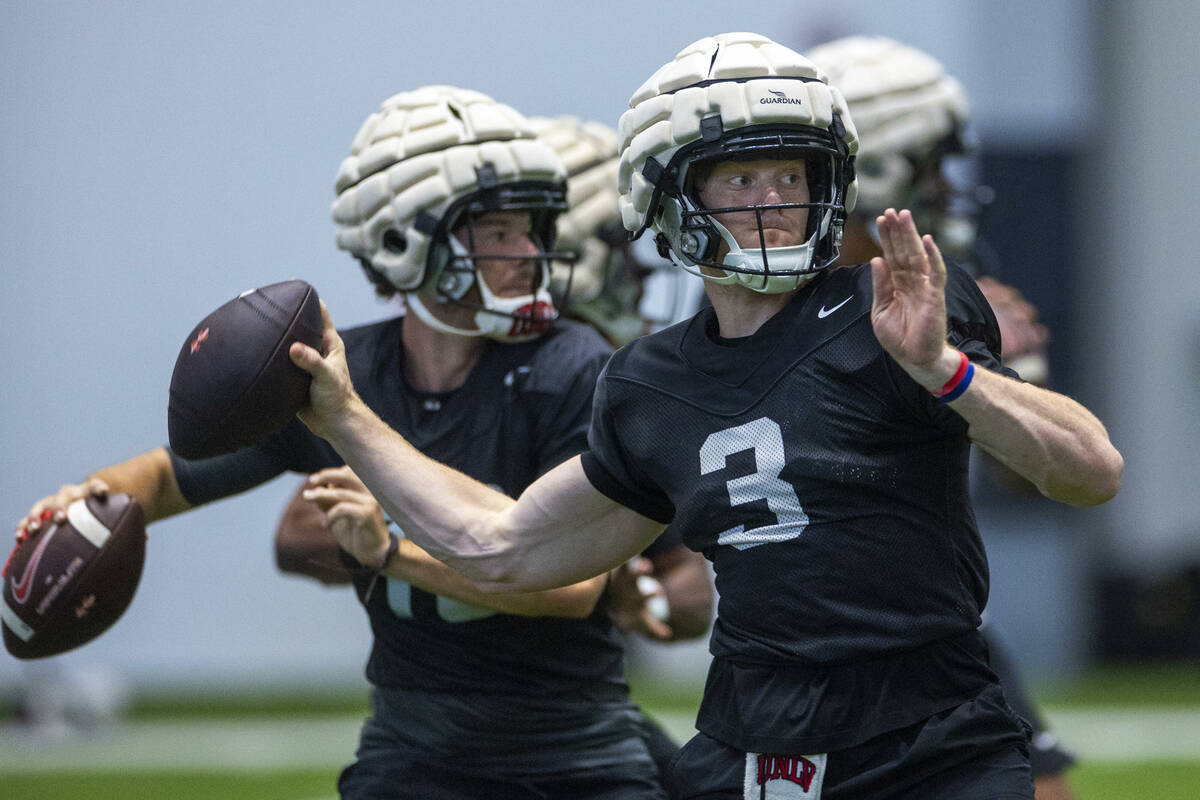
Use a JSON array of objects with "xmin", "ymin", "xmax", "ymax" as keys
[
  {"xmin": 529, "ymin": 116, "xmax": 622, "ymax": 305},
  {"xmin": 617, "ymin": 32, "xmax": 859, "ymax": 294},
  {"xmin": 806, "ymin": 36, "xmax": 983, "ymax": 259},
  {"xmin": 332, "ymin": 86, "xmax": 574, "ymax": 342}
]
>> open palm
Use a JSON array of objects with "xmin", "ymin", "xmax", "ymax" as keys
[{"xmin": 869, "ymin": 209, "xmax": 950, "ymax": 380}]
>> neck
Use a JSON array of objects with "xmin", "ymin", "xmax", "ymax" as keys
[
  {"xmin": 704, "ymin": 281, "xmax": 796, "ymax": 339},
  {"xmin": 401, "ymin": 313, "xmax": 487, "ymax": 393}
]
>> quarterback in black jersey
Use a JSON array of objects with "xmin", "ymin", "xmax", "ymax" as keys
[
  {"xmin": 17, "ymin": 88, "xmax": 666, "ymax": 800},
  {"xmin": 292, "ymin": 35, "xmax": 1122, "ymax": 800}
]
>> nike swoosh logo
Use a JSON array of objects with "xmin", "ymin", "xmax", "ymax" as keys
[
  {"xmin": 817, "ymin": 295, "xmax": 854, "ymax": 318},
  {"xmin": 11, "ymin": 526, "xmax": 58, "ymax": 604}
]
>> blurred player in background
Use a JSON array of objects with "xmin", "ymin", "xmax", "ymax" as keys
[
  {"xmin": 15, "ymin": 87, "xmax": 668, "ymax": 799},
  {"xmin": 804, "ymin": 35, "xmax": 1075, "ymax": 799},
  {"xmin": 274, "ymin": 113, "xmax": 715, "ymax": 787},
  {"xmin": 291, "ymin": 33, "xmax": 1121, "ymax": 798}
]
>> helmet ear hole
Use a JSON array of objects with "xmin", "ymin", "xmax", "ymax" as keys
[
  {"xmin": 382, "ymin": 230, "xmax": 407, "ymax": 254},
  {"xmin": 438, "ymin": 268, "xmax": 473, "ymax": 300}
]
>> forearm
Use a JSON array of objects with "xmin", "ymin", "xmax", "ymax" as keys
[
  {"xmin": 317, "ymin": 398, "xmax": 663, "ymax": 591},
  {"xmin": 319, "ymin": 396, "xmax": 519, "ymax": 579},
  {"xmin": 90, "ymin": 448, "xmax": 191, "ymax": 523},
  {"xmin": 386, "ymin": 538, "xmax": 606, "ymax": 618},
  {"xmin": 918, "ymin": 348, "xmax": 1123, "ymax": 507}
]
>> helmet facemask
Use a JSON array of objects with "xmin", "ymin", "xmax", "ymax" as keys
[
  {"xmin": 648, "ymin": 122, "xmax": 854, "ymax": 294},
  {"xmin": 405, "ymin": 176, "xmax": 578, "ymax": 343}
]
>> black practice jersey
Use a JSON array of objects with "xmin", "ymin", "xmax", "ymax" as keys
[
  {"xmin": 171, "ymin": 316, "xmax": 625, "ymax": 699},
  {"xmin": 581, "ymin": 262, "xmax": 1019, "ymax": 753}
]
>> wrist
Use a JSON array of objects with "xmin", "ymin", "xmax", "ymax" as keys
[
  {"xmin": 909, "ymin": 347, "xmax": 967, "ymax": 394},
  {"xmin": 927, "ymin": 350, "xmax": 975, "ymax": 402},
  {"xmin": 363, "ymin": 532, "xmax": 399, "ymax": 572},
  {"xmin": 323, "ymin": 394, "xmax": 373, "ymax": 449}
]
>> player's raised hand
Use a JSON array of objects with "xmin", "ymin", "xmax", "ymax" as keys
[
  {"xmin": 869, "ymin": 209, "xmax": 960, "ymax": 389},
  {"xmin": 290, "ymin": 301, "xmax": 358, "ymax": 440}
]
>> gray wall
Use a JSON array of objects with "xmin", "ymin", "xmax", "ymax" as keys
[{"xmin": 3, "ymin": 0, "xmax": 1196, "ymax": 689}]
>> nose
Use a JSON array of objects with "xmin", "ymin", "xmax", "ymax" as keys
[
  {"xmin": 513, "ymin": 232, "xmax": 539, "ymax": 259},
  {"xmin": 760, "ymin": 183, "xmax": 784, "ymax": 206}
]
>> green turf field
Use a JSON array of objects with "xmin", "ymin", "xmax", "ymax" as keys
[
  {"xmin": 2, "ymin": 663, "xmax": 1198, "ymax": 799},
  {"xmin": 5, "ymin": 762, "xmax": 1200, "ymax": 800}
]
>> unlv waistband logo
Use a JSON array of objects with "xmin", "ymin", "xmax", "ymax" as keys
[{"xmin": 758, "ymin": 754, "xmax": 817, "ymax": 791}]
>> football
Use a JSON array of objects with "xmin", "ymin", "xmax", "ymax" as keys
[
  {"xmin": 168, "ymin": 279, "xmax": 322, "ymax": 459},
  {"xmin": 2, "ymin": 493, "xmax": 147, "ymax": 659}
]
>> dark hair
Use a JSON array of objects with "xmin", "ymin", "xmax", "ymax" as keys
[{"xmin": 357, "ymin": 257, "xmax": 398, "ymax": 300}]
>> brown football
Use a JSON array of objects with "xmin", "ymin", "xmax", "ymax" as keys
[
  {"xmin": 2, "ymin": 493, "xmax": 146, "ymax": 659},
  {"xmin": 167, "ymin": 279, "xmax": 322, "ymax": 460}
]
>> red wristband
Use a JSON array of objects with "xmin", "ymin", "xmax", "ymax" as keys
[{"xmin": 931, "ymin": 351, "xmax": 970, "ymax": 397}]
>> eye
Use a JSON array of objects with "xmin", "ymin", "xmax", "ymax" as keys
[
  {"xmin": 780, "ymin": 173, "xmax": 803, "ymax": 186},
  {"xmin": 729, "ymin": 175, "xmax": 751, "ymax": 188}
]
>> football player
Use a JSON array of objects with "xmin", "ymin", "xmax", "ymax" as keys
[
  {"xmin": 805, "ymin": 35, "xmax": 1075, "ymax": 800},
  {"xmin": 18, "ymin": 87, "xmax": 667, "ymax": 799},
  {"xmin": 271, "ymin": 112, "xmax": 714, "ymax": 788},
  {"xmin": 292, "ymin": 34, "xmax": 1122, "ymax": 799},
  {"xmin": 273, "ymin": 114, "xmax": 714, "ymax": 644}
]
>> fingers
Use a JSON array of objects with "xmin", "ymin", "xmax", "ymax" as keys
[
  {"xmin": 869, "ymin": 255, "xmax": 893, "ymax": 310},
  {"xmin": 319, "ymin": 301, "xmax": 341, "ymax": 356},
  {"xmin": 875, "ymin": 209, "xmax": 945, "ymax": 289},
  {"xmin": 638, "ymin": 611, "xmax": 674, "ymax": 641},
  {"xmin": 289, "ymin": 340, "xmax": 323, "ymax": 375},
  {"xmin": 921, "ymin": 232, "xmax": 947, "ymax": 289},
  {"xmin": 306, "ymin": 466, "xmax": 369, "ymax": 495},
  {"xmin": 625, "ymin": 556, "xmax": 653, "ymax": 578},
  {"xmin": 20, "ymin": 479, "xmax": 110, "ymax": 534},
  {"xmin": 301, "ymin": 484, "xmax": 370, "ymax": 509}
]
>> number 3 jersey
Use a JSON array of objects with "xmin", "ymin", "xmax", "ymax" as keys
[{"xmin": 581, "ymin": 262, "xmax": 1020, "ymax": 754}]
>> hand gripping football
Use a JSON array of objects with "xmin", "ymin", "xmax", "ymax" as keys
[
  {"xmin": 2, "ymin": 494, "xmax": 147, "ymax": 659},
  {"xmin": 168, "ymin": 279, "xmax": 322, "ymax": 459}
]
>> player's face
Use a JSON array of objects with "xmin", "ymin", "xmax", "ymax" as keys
[
  {"xmin": 453, "ymin": 210, "xmax": 540, "ymax": 297},
  {"xmin": 696, "ymin": 159, "xmax": 810, "ymax": 254}
]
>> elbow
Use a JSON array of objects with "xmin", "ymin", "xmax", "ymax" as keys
[
  {"xmin": 560, "ymin": 595, "xmax": 603, "ymax": 619},
  {"xmin": 556, "ymin": 578, "xmax": 607, "ymax": 619},
  {"xmin": 1047, "ymin": 444, "xmax": 1124, "ymax": 508},
  {"xmin": 1090, "ymin": 445, "xmax": 1124, "ymax": 505}
]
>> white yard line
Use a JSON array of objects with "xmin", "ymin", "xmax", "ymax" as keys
[
  {"xmin": 0, "ymin": 708, "xmax": 1197, "ymax": 773},
  {"xmin": 0, "ymin": 717, "xmax": 362, "ymax": 772}
]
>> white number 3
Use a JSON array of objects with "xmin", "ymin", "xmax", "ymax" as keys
[{"xmin": 699, "ymin": 417, "xmax": 809, "ymax": 550}]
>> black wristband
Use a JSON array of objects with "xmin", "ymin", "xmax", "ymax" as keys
[{"xmin": 375, "ymin": 532, "xmax": 399, "ymax": 572}]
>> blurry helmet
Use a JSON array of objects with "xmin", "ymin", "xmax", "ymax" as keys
[
  {"xmin": 618, "ymin": 32, "xmax": 859, "ymax": 294},
  {"xmin": 806, "ymin": 36, "xmax": 984, "ymax": 259},
  {"xmin": 528, "ymin": 116, "xmax": 650, "ymax": 344},
  {"xmin": 332, "ymin": 85, "xmax": 573, "ymax": 342},
  {"xmin": 528, "ymin": 116, "xmax": 622, "ymax": 305}
]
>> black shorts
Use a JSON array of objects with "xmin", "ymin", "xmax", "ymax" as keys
[
  {"xmin": 337, "ymin": 686, "xmax": 665, "ymax": 799},
  {"xmin": 338, "ymin": 757, "xmax": 666, "ymax": 800},
  {"xmin": 669, "ymin": 684, "xmax": 1033, "ymax": 799}
]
